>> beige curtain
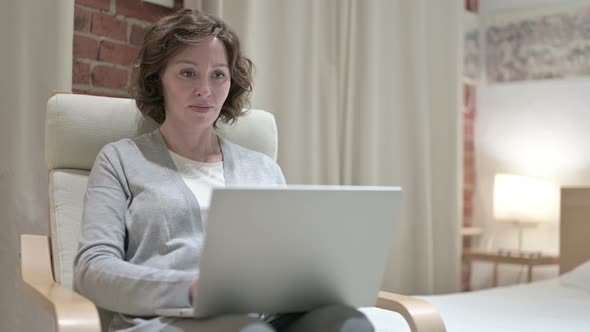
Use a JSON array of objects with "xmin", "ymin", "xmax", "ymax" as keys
[
  {"xmin": 187, "ymin": 0, "xmax": 463, "ymax": 294},
  {"xmin": 0, "ymin": 1, "xmax": 74, "ymax": 330}
]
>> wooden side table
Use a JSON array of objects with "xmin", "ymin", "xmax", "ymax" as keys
[{"xmin": 462, "ymin": 250, "xmax": 560, "ymax": 287}]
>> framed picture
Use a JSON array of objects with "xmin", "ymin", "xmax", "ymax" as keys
[{"xmin": 487, "ymin": 1, "xmax": 590, "ymax": 83}]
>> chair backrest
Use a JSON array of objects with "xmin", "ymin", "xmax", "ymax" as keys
[{"xmin": 46, "ymin": 93, "xmax": 278, "ymax": 289}]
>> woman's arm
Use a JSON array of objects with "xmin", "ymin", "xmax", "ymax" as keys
[{"xmin": 74, "ymin": 145, "xmax": 194, "ymax": 317}]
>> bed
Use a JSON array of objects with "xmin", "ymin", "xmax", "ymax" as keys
[{"xmin": 361, "ymin": 187, "xmax": 590, "ymax": 331}]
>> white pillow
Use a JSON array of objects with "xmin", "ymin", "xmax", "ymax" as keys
[{"xmin": 561, "ymin": 259, "xmax": 590, "ymax": 292}]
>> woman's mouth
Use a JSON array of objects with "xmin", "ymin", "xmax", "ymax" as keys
[{"xmin": 188, "ymin": 105, "xmax": 213, "ymax": 113}]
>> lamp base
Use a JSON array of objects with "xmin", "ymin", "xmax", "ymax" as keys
[{"xmin": 511, "ymin": 220, "xmax": 539, "ymax": 254}]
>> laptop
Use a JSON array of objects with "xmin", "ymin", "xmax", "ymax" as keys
[{"xmin": 155, "ymin": 185, "xmax": 401, "ymax": 318}]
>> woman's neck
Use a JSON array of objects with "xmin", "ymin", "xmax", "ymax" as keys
[{"xmin": 159, "ymin": 121, "xmax": 222, "ymax": 163}]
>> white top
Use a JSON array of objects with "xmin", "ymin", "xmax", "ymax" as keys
[{"xmin": 168, "ymin": 149, "xmax": 225, "ymax": 223}]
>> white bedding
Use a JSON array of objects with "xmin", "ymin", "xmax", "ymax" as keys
[{"xmin": 361, "ymin": 278, "xmax": 590, "ymax": 332}]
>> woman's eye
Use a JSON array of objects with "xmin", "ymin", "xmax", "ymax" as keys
[
  {"xmin": 212, "ymin": 72, "xmax": 226, "ymax": 79},
  {"xmin": 181, "ymin": 70, "xmax": 195, "ymax": 78}
]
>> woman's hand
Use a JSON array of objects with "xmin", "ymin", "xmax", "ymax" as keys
[{"xmin": 189, "ymin": 274, "xmax": 199, "ymax": 305}]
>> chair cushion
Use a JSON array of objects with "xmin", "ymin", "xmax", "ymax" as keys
[
  {"xmin": 46, "ymin": 95, "xmax": 158, "ymax": 171},
  {"xmin": 49, "ymin": 169, "xmax": 89, "ymax": 288},
  {"xmin": 46, "ymin": 94, "xmax": 278, "ymax": 171}
]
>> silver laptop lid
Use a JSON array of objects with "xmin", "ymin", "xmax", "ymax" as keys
[{"xmin": 193, "ymin": 185, "xmax": 401, "ymax": 318}]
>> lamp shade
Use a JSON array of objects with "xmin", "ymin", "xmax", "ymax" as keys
[{"xmin": 493, "ymin": 174, "xmax": 560, "ymax": 224}]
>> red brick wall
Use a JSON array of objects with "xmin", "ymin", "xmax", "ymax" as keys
[
  {"xmin": 462, "ymin": 83, "xmax": 476, "ymax": 291},
  {"xmin": 463, "ymin": 84, "xmax": 476, "ymax": 231},
  {"xmin": 462, "ymin": 0, "xmax": 479, "ymax": 292},
  {"xmin": 465, "ymin": 0, "xmax": 479, "ymax": 13},
  {"xmin": 73, "ymin": 0, "xmax": 182, "ymax": 97}
]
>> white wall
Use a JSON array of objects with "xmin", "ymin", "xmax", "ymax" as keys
[
  {"xmin": 0, "ymin": 1, "xmax": 74, "ymax": 330},
  {"xmin": 472, "ymin": 0, "xmax": 590, "ymax": 289}
]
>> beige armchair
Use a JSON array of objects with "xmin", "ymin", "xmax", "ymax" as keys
[{"xmin": 20, "ymin": 93, "xmax": 446, "ymax": 332}]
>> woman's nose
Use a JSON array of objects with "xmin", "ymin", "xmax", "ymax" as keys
[{"xmin": 193, "ymin": 79, "xmax": 211, "ymax": 97}]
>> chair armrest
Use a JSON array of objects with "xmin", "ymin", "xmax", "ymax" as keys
[
  {"xmin": 377, "ymin": 291, "xmax": 446, "ymax": 332},
  {"xmin": 20, "ymin": 234, "xmax": 101, "ymax": 332}
]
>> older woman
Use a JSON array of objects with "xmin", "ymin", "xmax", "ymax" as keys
[{"xmin": 74, "ymin": 8, "xmax": 373, "ymax": 332}]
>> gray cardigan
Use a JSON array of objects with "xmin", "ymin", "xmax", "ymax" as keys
[{"xmin": 74, "ymin": 129, "xmax": 285, "ymax": 319}]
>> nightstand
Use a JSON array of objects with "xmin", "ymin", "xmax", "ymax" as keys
[{"xmin": 462, "ymin": 249, "xmax": 559, "ymax": 287}]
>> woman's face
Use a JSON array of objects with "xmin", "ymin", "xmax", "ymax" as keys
[{"xmin": 160, "ymin": 37, "xmax": 231, "ymax": 130}]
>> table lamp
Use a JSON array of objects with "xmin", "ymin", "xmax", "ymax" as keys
[{"xmin": 493, "ymin": 173, "xmax": 559, "ymax": 255}]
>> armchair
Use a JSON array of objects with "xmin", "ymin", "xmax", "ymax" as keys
[{"xmin": 20, "ymin": 93, "xmax": 445, "ymax": 332}]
